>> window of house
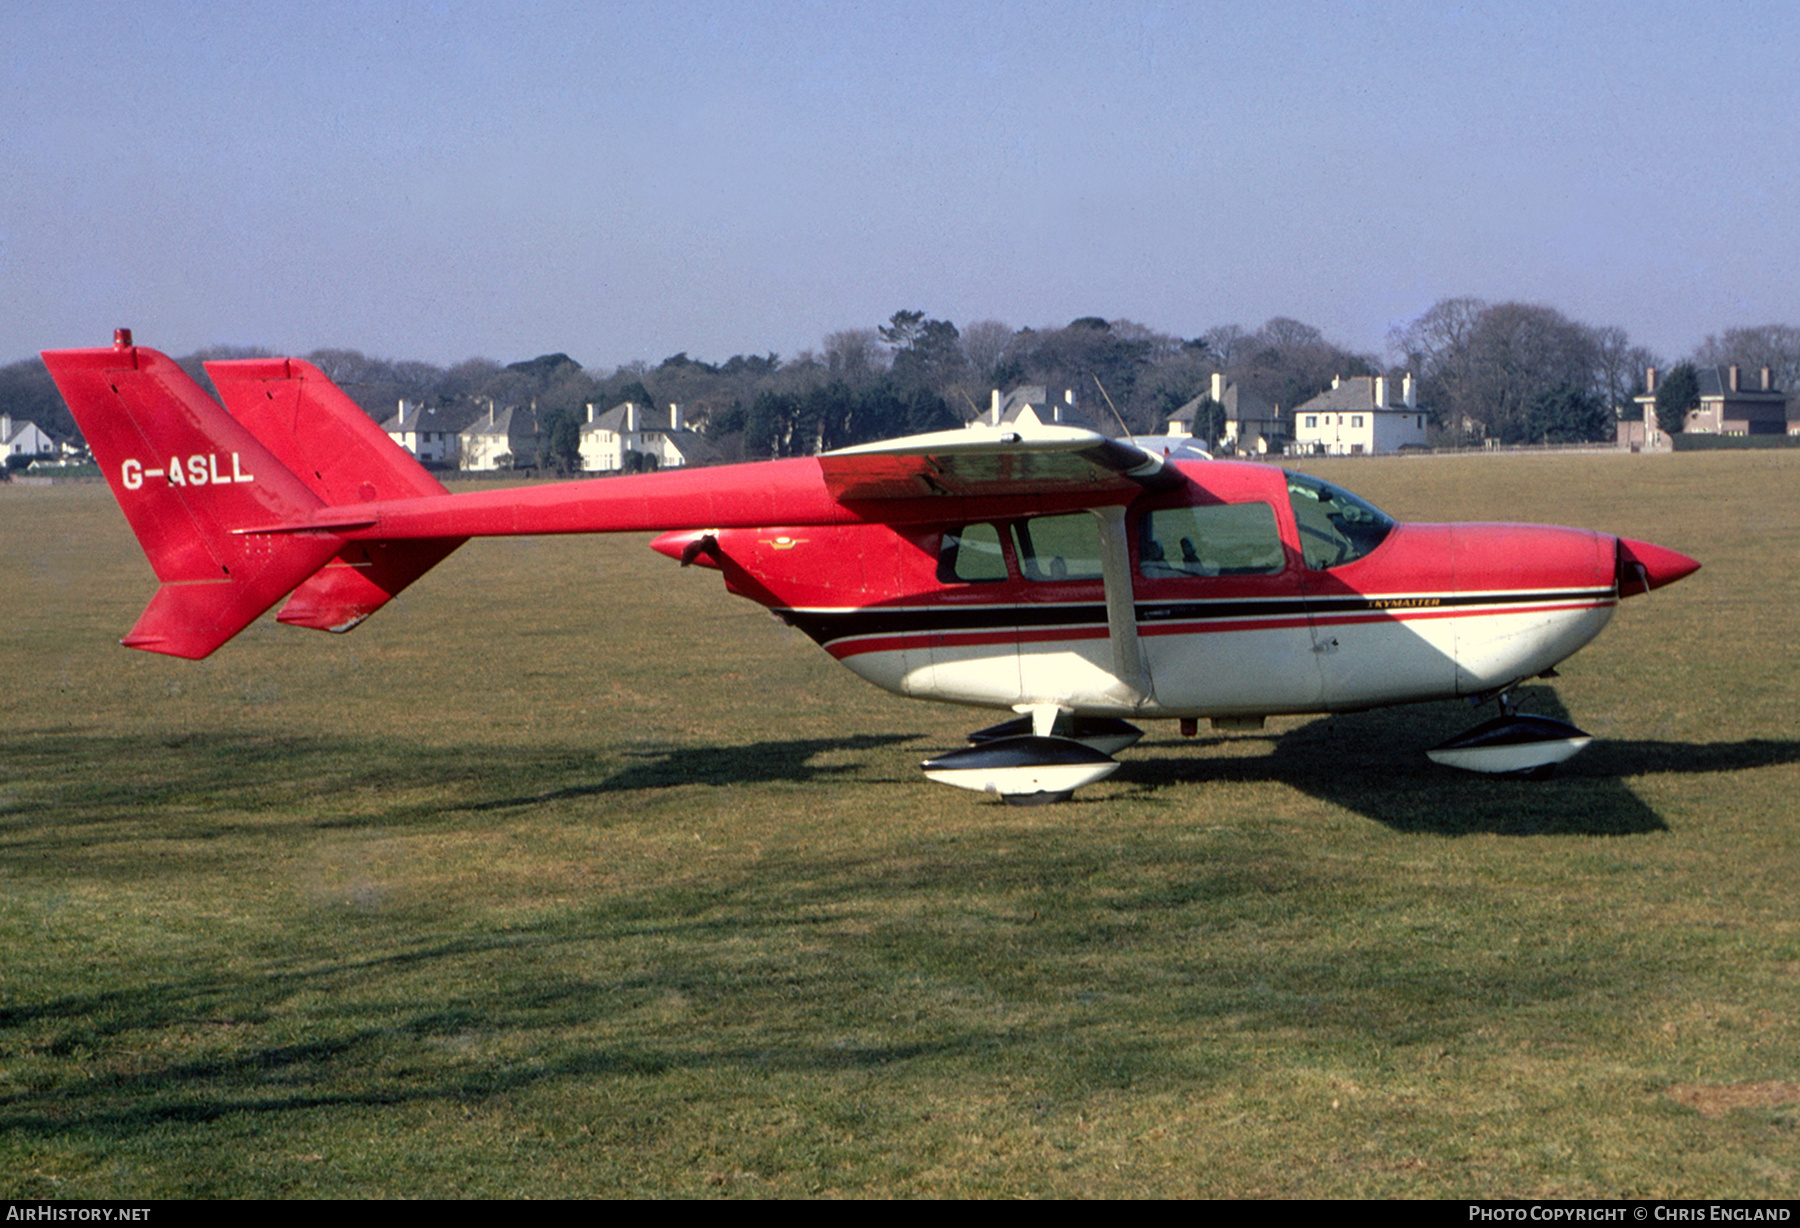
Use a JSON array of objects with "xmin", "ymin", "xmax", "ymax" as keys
[
  {"xmin": 937, "ymin": 523, "xmax": 1008, "ymax": 582},
  {"xmin": 1304, "ymin": 415, "xmax": 1318, "ymax": 428},
  {"xmin": 1351, "ymin": 415, "xmax": 1363, "ymax": 428},
  {"xmin": 1139, "ymin": 503, "xmax": 1284, "ymax": 578},
  {"xmin": 1011, "ymin": 513, "xmax": 1105, "ymax": 582}
]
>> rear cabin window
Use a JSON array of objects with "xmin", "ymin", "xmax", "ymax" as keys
[
  {"xmin": 1011, "ymin": 513, "xmax": 1105, "ymax": 582},
  {"xmin": 1286, "ymin": 472, "xmax": 1395, "ymax": 569},
  {"xmin": 1140, "ymin": 503, "xmax": 1284, "ymax": 578},
  {"xmin": 938, "ymin": 523, "xmax": 1009, "ymax": 583}
]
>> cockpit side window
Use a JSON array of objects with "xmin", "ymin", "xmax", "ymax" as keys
[
  {"xmin": 1139, "ymin": 503, "xmax": 1284, "ymax": 578},
  {"xmin": 938, "ymin": 523, "xmax": 1009, "ymax": 583},
  {"xmin": 1286, "ymin": 472, "xmax": 1395, "ymax": 569},
  {"xmin": 1011, "ymin": 513, "xmax": 1105, "ymax": 582}
]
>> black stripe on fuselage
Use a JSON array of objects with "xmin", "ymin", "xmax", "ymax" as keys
[{"xmin": 775, "ymin": 587, "xmax": 1613, "ymax": 647}]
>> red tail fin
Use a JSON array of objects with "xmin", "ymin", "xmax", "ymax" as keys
[
  {"xmin": 40, "ymin": 338, "xmax": 341, "ymax": 658},
  {"xmin": 205, "ymin": 358, "xmax": 465, "ymax": 633}
]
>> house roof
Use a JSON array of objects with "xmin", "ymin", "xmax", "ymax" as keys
[
  {"xmin": 0, "ymin": 416, "xmax": 56, "ymax": 449},
  {"xmin": 992, "ymin": 386, "xmax": 1103, "ymax": 432},
  {"xmin": 1169, "ymin": 381, "xmax": 1274, "ymax": 425},
  {"xmin": 581, "ymin": 402, "xmax": 653, "ymax": 436},
  {"xmin": 461, "ymin": 405, "xmax": 538, "ymax": 439},
  {"xmin": 383, "ymin": 402, "xmax": 481, "ymax": 434},
  {"xmin": 1696, "ymin": 366, "xmax": 1784, "ymax": 401},
  {"xmin": 1294, "ymin": 376, "xmax": 1416, "ymax": 414},
  {"xmin": 659, "ymin": 430, "xmax": 720, "ymax": 466}
]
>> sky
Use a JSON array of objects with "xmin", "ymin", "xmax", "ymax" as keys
[{"xmin": 5, "ymin": 0, "xmax": 1796, "ymax": 371}]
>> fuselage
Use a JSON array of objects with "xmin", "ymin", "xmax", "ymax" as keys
[{"xmin": 651, "ymin": 460, "xmax": 1638, "ymax": 721}]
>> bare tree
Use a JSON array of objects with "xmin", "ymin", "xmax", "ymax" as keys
[
  {"xmin": 958, "ymin": 319, "xmax": 1015, "ymax": 385},
  {"xmin": 1229, "ymin": 317, "xmax": 1374, "ymax": 416},
  {"xmin": 1200, "ymin": 325, "xmax": 1249, "ymax": 369},
  {"xmin": 821, "ymin": 328, "xmax": 886, "ymax": 386},
  {"xmin": 1462, "ymin": 304, "xmax": 1601, "ymax": 442},
  {"xmin": 1390, "ymin": 297, "xmax": 1486, "ymax": 433},
  {"xmin": 1590, "ymin": 325, "xmax": 1659, "ymax": 415},
  {"xmin": 1393, "ymin": 298, "xmax": 1610, "ymax": 441},
  {"xmin": 1692, "ymin": 325, "xmax": 1800, "ymax": 397}
]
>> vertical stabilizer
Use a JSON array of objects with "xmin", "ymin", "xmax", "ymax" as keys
[
  {"xmin": 205, "ymin": 358, "xmax": 466, "ymax": 633},
  {"xmin": 41, "ymin": 337, "xmax": 341, "ymax": 657}
]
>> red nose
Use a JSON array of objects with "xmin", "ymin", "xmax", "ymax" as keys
[{"xmin": 1616, "ymin": 538, "xmax": 1700, "ymax": 597}]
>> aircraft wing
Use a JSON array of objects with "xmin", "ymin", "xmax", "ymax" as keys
[{"xmin": 818, "ymin": 425, "xmax": 1185, "ymax": 501}]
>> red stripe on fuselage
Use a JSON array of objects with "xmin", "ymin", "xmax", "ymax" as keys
[
  {"xmin": 815, "ymin": 590, "xmax": 1616, "ymax": 661},
  {"xmin": 1307, "ymin": 596, "xmax": 1617, "ymax": 631}
]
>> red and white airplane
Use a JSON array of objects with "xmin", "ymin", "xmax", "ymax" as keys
[{"xmin": 43, "ymin": 331, "xmax": 1699, "ymax": 801}]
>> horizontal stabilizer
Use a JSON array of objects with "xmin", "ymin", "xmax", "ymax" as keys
[{"xmin": 277, "ymin": 538, "xmax": 465, "ymax": 633}]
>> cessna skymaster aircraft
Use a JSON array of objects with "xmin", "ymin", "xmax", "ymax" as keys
[{"xmin": 44, "ymin": 331, "xmax": 1700, "ymax": 802}]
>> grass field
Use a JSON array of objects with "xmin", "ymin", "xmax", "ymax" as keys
[{"xmin": 2, "ymin": 452, "xmax": 1796, "ymax": 1198}]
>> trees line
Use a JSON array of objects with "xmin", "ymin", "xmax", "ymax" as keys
[{"xmin": 7, "ymin": 310, "xmax": 1796, "ymax": 459}]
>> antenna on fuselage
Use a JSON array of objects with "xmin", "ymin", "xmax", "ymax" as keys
[{"xmin": 1091, "ymin": 374, "xmax": 1132, "ymax": 439}]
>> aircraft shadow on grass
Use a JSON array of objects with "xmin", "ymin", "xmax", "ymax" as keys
[
  {"xmin": 564, "ymin": 686, "xmax": 1800, "ymax": 840},
  {"xmin": 466, "ymin": 733, "xmax": 923, "ymax": 811},
  {"xmin": 1111, "ymin": 685, "xmax": 1800, "ymax": 837}
]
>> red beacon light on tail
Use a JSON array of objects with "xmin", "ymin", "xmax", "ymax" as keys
[{"xmin": 43, "ymin": 332, "xmax": 1699, "ymax": 802}]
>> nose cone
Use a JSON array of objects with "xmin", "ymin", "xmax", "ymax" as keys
[{"xmin": 1617, "ymin": 537, "xmax": 1700, "ymax": 597}]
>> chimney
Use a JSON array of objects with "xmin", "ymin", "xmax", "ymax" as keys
[
  {"xmin": 1211, "ymin": 372, "xmax": 1224, "ymax": 403},
  {"xmin": 625, "ymin": 402, "xmax": 637, "ymax": 433},
  {"xmin": 1763, "ymin": 366, "xmax": 1773, "ymax": 391},
  {"xmin": 1645, "ymin": 366, "xmax": 1658, "ymax": 394},
  {"xmin": 1331, "ymin": 374, "xmax": 1341, "ymax": 390},
  {"xmin": 1403, "ymin": 372, "xmax": 1416, "ymax": 408},
  {"xmin": 670, "ymin": 402, "xmax": 683, "ymax": 431},
  {"xmin": 990, "ymin": 389, "xmax": 1001, "ymax": 426},
  {"xmin": 1374, "ymin": 375, "xmax": 1387, "ymax": 408},
  {"xmin": 1730, "ymin": 364, "xmax": 1741, "ymax": 392}
]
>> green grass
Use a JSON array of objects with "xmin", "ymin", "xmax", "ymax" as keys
[{"xmin": 1, "ymin": 455, "xmax": 1797, "ymax": 1197}]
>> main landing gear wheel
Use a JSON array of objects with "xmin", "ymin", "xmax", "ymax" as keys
[
  {"xmin": 920, "ymin": 735, "xmax": 1121, "ymax": 804},
  {"xmin": 1426, "ymin": 683, "xmax": 1591, "ymax": 778}
]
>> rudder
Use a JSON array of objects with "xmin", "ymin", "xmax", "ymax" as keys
[{"xmin": 205, "ymin": 357, "xmax": 466, "ymax": 633}]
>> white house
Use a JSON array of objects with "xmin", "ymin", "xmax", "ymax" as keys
[
  {"xmin": 1166, "ymin": 373, "xmax": 1282, "ymax": 454},
  {"xmin": 459, "ymin": 404, "xmax": 540, "ymax": 471},
  {"xmin": 383, "ymin": 400, "xmax": 476, "ymax": 465},
  {"xmin": 578, "ymin": 401, "xmax": 714, "ymax": 472},
  {"xmin": 1291, "ymin": 375, "xmax": 1427, "ymax": 455},
  {"xmin": 972, "ymin": 386, "xmax": 1102, "ymax": 432},
  {"xmin": 2, "ymin": 414, "xmax": 56, "ymax": 462}
]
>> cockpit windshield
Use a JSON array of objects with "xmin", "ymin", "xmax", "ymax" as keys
[{"xmin": 1286, "ymin": 472, "xmax": 1395, "ymax": 569}]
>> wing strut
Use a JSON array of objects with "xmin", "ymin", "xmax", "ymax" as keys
[{"xmin": 1095, "ymin": 504, "xmax": 1152, "ymax": 707}]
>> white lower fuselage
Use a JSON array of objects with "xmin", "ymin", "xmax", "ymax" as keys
[{"xmin": 819, "ymin": 585, "xmax": 1618, "ymax": 718}]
